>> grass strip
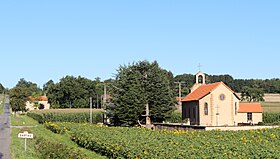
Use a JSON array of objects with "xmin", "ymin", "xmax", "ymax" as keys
[{"xmin": 11, "ymin": 114, "xmax": 107, "ymax": 159}]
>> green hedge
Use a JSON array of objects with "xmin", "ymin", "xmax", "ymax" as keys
[
  {"xmin": 27, "ymin": 111, "xmax": 103, "ymax": 124},
  {"xmin": 263, "ymin": 112, "xmax": 280, "ymax": 125},
  {"xmin": 35, "ymin": 137, "xmax": 89, "ymax": 159}
]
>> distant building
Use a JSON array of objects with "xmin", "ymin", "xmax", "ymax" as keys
[
  {"xmin": 182, "ymin": 72, "xmax": 263, "ymax": 126},
  {"xmin": 26, "ymin": 96, "xmax": 50, "ymax": 110}
]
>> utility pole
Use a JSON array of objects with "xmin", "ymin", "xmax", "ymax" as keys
[
  {"xmin": 96, "ymin": 94, "xmax": 99, "ymax": 108},
  {"xmin": 103, "ymin": 83, "xmax": 107, "ymax": 109},
  {"xmin": 175, "ymin": 81, "xmax": 186, "ymax": 106},
  {"xmin": 90, "ymin": 97, "xmax": 92, "ymax": 124}
]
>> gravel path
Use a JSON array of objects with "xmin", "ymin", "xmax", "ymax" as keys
[{"xmin": 0, "ymin": 97, "xmax": 10, "ymax": 159}]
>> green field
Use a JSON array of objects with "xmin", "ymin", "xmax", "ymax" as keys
[
  {"xmin": 10, "ymin": 114, "xmax": 106, "ymax": 159},
  {"xmin": 261, "ymin": 102, "xmax": 280, "ymax": 112},
  {"xmin": 16, "ymin": 108, "xmax": 280, "ymax": 158},
  {"xmin": 45, "ymin": 122, "xmax": 280, "ymax": 158},
  {"xmin": 0, "ymin": 95, "xmax": 4, "ymax": 115}
]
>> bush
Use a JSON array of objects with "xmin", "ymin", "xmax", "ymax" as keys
[
  {"xmin": 165, "ymin": 110, "xmax": 182, "ymax": 123},
  {"xmin": 27, "ymin": 110, "xmax": 104, "ymax": 124},
  {"xmin": 263, "ymin": 112, "xmax": 280, "ymax": 125},
  {"xmin": 35, "ymin": 137, "xmax": 88, "ymax": 159},
  {"xmin": 27, "ymin": 112, "xmax": 44, "ymax": 123}
]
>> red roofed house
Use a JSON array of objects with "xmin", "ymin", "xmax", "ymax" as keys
[
  {"xmin": 26, "ymin": 96, "xmax": 50, "ymax": 110},
  {"xmin": 181, "ymin": 72, "xmax": 263, "ymax": 126},
  {"xmin": 237, "ymin": 103, "xmax": 263, "ymax": 125}
]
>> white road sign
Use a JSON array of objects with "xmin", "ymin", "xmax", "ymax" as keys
[
  {"xmin": 18, "ymin": 131, "xmax": 33, "ymax": 139},
  {"xmin": 18, "ymin": 131, "xmax": 33, "ymax": 152}
]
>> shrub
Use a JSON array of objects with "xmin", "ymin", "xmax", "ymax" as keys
[
  {"xmin": 34, "ymin": 137, "xmax": 88, "ymax": 159},
  {"xmin": 165, "ymin": 110, "xmax": 182, "ymax": 123},
  {"xmin": 263, "ymin": 112, "xmax": 280, "ymax": 125}
]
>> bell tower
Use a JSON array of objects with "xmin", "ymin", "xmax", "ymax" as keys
[
  {"xmin": 190, "ymin": 71, "xmax": 206, "ymax": 92},
  {"xmin": 196, "ymin": 71, "xmax": 205, "ymax": 85}
]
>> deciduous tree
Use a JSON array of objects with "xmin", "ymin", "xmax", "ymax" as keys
[
  {"xmin": 46, "ymin": 76, "xmax": 100, "ymax": 108},
  {"xmin": 9, "ymin": 87, "xmax": 28, "ymax": 112},
  {"xmin": 241, "ymin": 86, "xmax": 264, "ymax": 102}
]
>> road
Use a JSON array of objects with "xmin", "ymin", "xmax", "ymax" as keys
[{"xmin": 0, "ymin": 96, "xmax": 10, "ymax": 159}]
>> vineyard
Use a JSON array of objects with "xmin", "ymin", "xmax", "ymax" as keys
[
  {"xmin": 24, "ymin": 110, "xmax": 280, "ymax": 158},
  {"xmin": 27, "ymin": 109, "xmax": 104, "ymax": 123},
  {"xmin": 45, "ymin": 122, "xmax": 280, "ymax": 158}
]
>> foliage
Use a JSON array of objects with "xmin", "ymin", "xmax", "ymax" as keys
[
  {"xmin": 45, "ymin": 76, "xmax": 103, "ymax": 108},
  {"xmin": 108, "ymin": 60, "xmax": 176, "ymax": 126},
  {"xmin": 9, "ymin": 79, "xmax": 43, "ymax": 112},
  {"xmin": 27, "ymin": 110, "xmax": 104, "ymax": 124},
  {"xmin": 165, "ymin": 110, "xmax": 182, "ymax": 123},
  {"xmin": 263, "ymin": 112, "xmax": 280, "ymax": 125},
  {"xmin": 33, "ymin": 101, "xmax": 39, "ymax": 109},
  {"xmin": 15, "ymin": 78, "xmax": 43, "ymax": 96},
  {"xmin": 46, "ymin": 122, "xmax": 280, "ymax": 159},
  {"xmin": 42, "ymin": 79, "xmax": 54, "ymax": 95},
  {"xmin": 35, "ymin": 137, "xmax": 89, "ymax": 159},
  {"xmin": 174, "ymin": 73, "xmax": 280, "ymax": 94},
  {"xmin": 173, "ymin": 74, "xmax": 194, "ymax": 96},
  {"xmin": 0, "ymin": 95, "xmax": 4, "ymax": 115},
  {"xmin": 0, "ymin": 83, "xmax": 5, "ymax": 94},
  {"xmin": 241, "ymin": 86, "xmax": 264, "ymax": 102},
  {"xmin": 9, "ymin": 87, "xmax": 29, "ymax": 112}
]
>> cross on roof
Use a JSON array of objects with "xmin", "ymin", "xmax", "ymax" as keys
[{"xmin": 198, "ymin": 63, "xmax": 202, "ymax": 71}]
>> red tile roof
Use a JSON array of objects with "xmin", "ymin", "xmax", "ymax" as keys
[
  {"xmin": 27, "ymin": 96, "xmax": 48, "ymax": 101},
  {"xmin": 40, "ymin": 96, "xmax": 48, "ymax": 101},
  {"xmin": 182, "ymin": 82, "xmax": 235, "ymax": 102},
  {"xmin": 238, "ymin": 103, "xmax": 263, "ymax": 113}
]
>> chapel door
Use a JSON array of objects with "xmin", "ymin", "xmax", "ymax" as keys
[{"xmin": 190, "ymin": 106, "xmax": 199, "ymax": 125}]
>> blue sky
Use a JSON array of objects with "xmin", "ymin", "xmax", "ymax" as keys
[{"xmin": 0, "ymin": 1, "xmax": 279, "ymax": 88}]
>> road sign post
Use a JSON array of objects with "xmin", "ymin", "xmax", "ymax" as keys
[{"xmin": 18, "ymin": 131, "xmax": 33, "ymax": 152}]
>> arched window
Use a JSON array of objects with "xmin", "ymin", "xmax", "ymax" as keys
[{"xmin": 204, "ymin": 102, "xmax": 208, "ymax": 115}]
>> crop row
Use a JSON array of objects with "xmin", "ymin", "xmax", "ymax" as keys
[
  {"xmin": 45, "ymin": 122, "xmax": 280, "ymax": 158},
  {"xmin": 263, "ymin": 112, "xmax": 280, "ymax": 124},
  {"xmin": 27, "ymin": 110, "xmax": 103, "ymax": 123}
]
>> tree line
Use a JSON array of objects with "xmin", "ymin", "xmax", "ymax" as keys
[
  {"xmin": 174, "ymin": 74, "xmax": 280, "ymax": 97},
  {"xmin": 4, "ymin": 60, "xmax": 280, "ymax": 125},
  {"xmin": 43, "ymin": 76, "xmax": 108, "ymax": 109}
]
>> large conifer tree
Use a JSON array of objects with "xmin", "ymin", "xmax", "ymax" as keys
[{"xmin": 108, "ymin": 60, "xmax": 176, "ymax": 126}]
